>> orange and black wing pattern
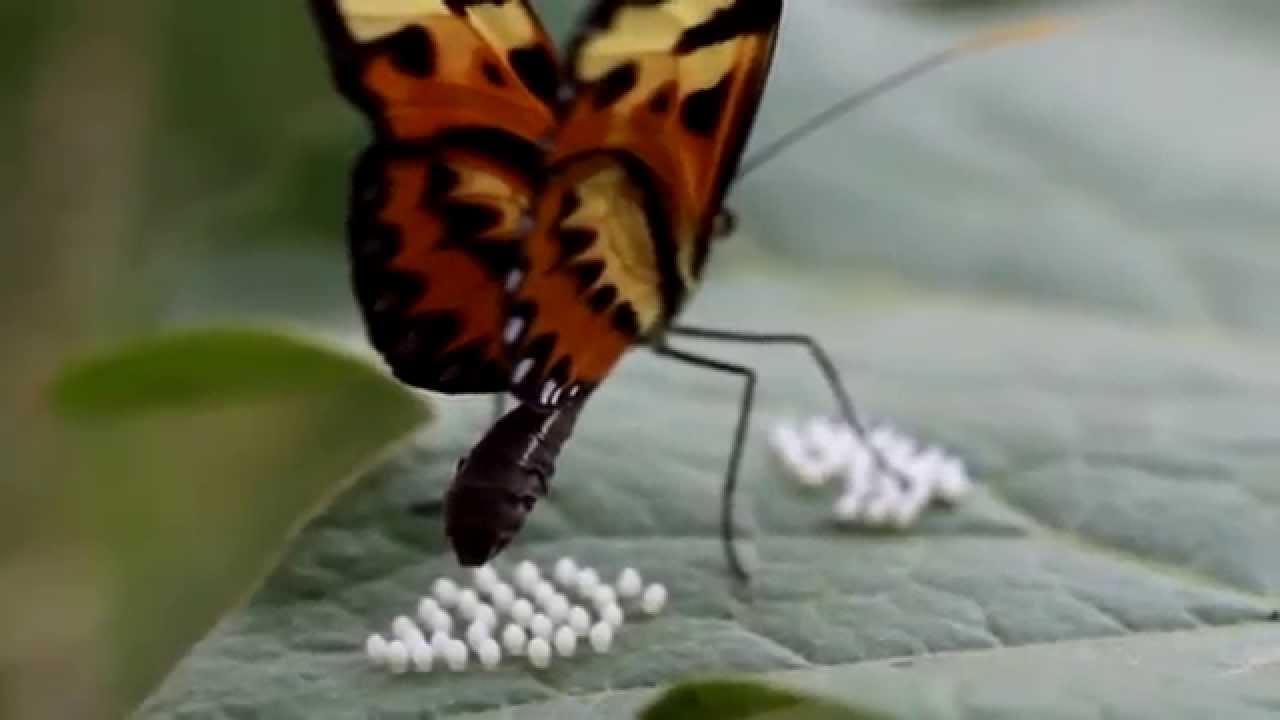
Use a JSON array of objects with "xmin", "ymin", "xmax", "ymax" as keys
[
  {"xmin": 310, "ymin": 0, "xmax": 562, "ymax": 393},
  {"xmin": 503, "ymin": 0, "xmax": 784, "ymax": 407}
]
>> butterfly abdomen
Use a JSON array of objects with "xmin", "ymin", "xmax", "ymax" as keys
[{"xmin": 445, "ymin": 399, "xmax": 584, "ymax": 566}]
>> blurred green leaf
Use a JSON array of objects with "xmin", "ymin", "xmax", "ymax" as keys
[
  {"xmin": 641, "ymin": 679, "xmax": 891, "ymax": 720},
  {"xmin": 53, "ymin": 326, "xmax": 381, "ymax": 414},
  {"xmin": 643, "ymin": 626, "xmax": 1280, "ymax": 719},
  {"xmin": 49, "ymin": 327, "xmax": 429, "ymax": 713}
]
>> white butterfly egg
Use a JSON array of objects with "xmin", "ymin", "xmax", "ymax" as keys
[
  {"xmin": 510, "ymin": 598, "xmax": 535, "ymax": 626},
  {"xmin": 430, "ymin": 630, "xmax": 451, "ymax": 657},
  {"xmin": 416, "ymin": 597, "xmax": 440, "ymax": 624},
  {"xmin": 433, "ymin": 577, "xmax": 460, "ymax": 607},
  {"xmin": 936, "ymin": 457, "xmax": 973, "ymax": 501},
  {"xmin": 527, "ymin": 637, "xmax": 552, "ymax": 669},
  {"xmin": 533, "ymin": 580, "xmax": 558, "ymax": 607},
  {"xmin": 465, "ymin": 620, "xmax": 491, "ymax": 650},
  {"xmin": 473, "ymin": 564, "xmax": 500, "ymax": 594},
  {"xmin": 502, "ymin": 623, "xmax": 528, "ymax": 656},
  {"xmin": 391, "ymin": 615, "xmax": 425, "ymax": 646},
  {"xmin": 514, "ymin": 560, "xmax": 540, "ymax": 592},
  {"xmin": 862, "ymin": 488, "xmax": 899, "ymax": 526},
  {"xmin": 600, "ymin": 602, "xmax": 624, "ymax": 629},
  {"xmin": 833, "ymin": 491, "xmax": 864, "ymax": 523},
  {"xmin": 554, "ymin": 556, "xmax": 579, "ymax": 587},
  {"xmin": 545, "ymin": 594, "xmax": 570, "ymax": 623},
  {"xmin": 490, "ymin": 582, "xmax": 516, "ymax": 613},
  {"xmin": 641, "ymin": 584, "xmax": 667, "ymax": 615},
  {"xmin": 445, "ymin": 639, "xmax": 469, "ymax": 671},
  {"xmin": 410, "ymin": 643, "xmax": 434, "ymax": 673},
  {"xmin": 591, "ymin": 585, "xmax": 617, "ymax": 610},
  {"xmin": 477, "ymin": 637, "xmax": 502, "ymax": 669},
  {"xmin": 365, "ymin": 633, "xmax": 389, "ymax": 666},
  {"xmin": 567, "ymin": 605, "xmax": 591, "ymax": 636},
  {"xmin": 473, "ymin": 603, "xmax": 497, "ymax": 630},
  {"xmin": 427, "ymin": 609, "xmax": 453, "ymax": 634},
  {"xmin": 616, "ymin": 567, "xmax": 643, "ymax": 598},
  {"xmin": 529, "ymin": 613, "xmax": 553, "ymax": 640},
  {"xmin": 385, "ymin": 640, "xmax": 410, "ymax": 674},
  {"xmin": 576, "ymin": 568, "xmax": 601, "ymax": 596},
  {"xmin": 553, "ymin": 625, "xmax": 577, "ymax": 658},
  {"xmin": 457, "ymin": 588, "xmax": 480, "ymax": 620},
  {"xmin": 588, "ymin": 622, "xmax": 614, "ymax": 654}
]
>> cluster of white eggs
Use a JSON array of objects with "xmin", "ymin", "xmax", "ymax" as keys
[
  {"xmin": 770, "ymin": 417, "xmax": 972, "ymax": 528},
  {"xmin": 365, "ymin": 558, "xmax": 667, "ymax": 673}
]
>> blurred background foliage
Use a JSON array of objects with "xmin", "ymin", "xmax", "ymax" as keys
[{"xmin": 3, "ymin": 0, "xmax": 1278, "ymax": 718}]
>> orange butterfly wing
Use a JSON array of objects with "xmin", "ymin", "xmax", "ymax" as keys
[
  {"xmin": 311, "ymin": 0, "xmax": 561, "ymax": 393},
  {"xmin": 504, "ymin": 0, "xmax": 784, "ymax": 407}
]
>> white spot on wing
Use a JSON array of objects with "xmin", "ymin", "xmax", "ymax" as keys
[
  {"xmin": 540, "ymin": 380, "xmax": 556, "ymax": 406},
  {"xmin": 505, "ymin": 269, "xmax": 524, "ymax": 292},
  {"xmin": 503, "ymin": 317, "xmax": 524, "ymax": 345},
  {"xmin": 512, "ymin": 357, "xmax": 534, "ymax": 384}
]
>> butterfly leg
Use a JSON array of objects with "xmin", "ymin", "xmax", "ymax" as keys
[
  {"xmin": 712, "ymin": 207, "xmax": 738, "ymax": 240},
  {"xmin": 666, "ymin": 325, "xmax": 906, "ymax": 488},
  {"xmin": 651, "ymin": 339, "xmax": 756, "ymax": 582},
  {"xmin": 667, "ymin": 325, "xmax": 869, "ymax": 435}
]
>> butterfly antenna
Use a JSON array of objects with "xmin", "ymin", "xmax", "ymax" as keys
[{"xmin": 735, "ymin": 16, "xmax": 1078, "ymax": 181}]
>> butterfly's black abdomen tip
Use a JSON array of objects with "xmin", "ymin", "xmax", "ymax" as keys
[
  {"xmin": 443, "ymin": 401, "xmax": 585, "ymax": 566},
  {"xmin": 444, "ymin": 482, "xmax": 533, "ymax": 566},
  {"xmin": 447, "ymin": 524, "xmax": 513, "ymax": 567}
]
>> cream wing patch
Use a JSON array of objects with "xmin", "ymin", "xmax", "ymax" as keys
[
  {"xmin": 565, "ymin": 0, "xmax": 783, "ymax": 289},
  {"xmin": 335, "ymin": 0, "xmax": 539, "ymax": 45},
  {"xmin": 577, "ymin": 1, "xmax": 740, "ymax": 88},
  {"xmin": 560, "ymin": 162, "xmax": 664, "ymax": 332}
]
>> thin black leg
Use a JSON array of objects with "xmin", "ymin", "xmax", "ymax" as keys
[
  {"xmin": 712, "ymin": 207, "xmax": 737, "ymax": 239},
  {"xmin": 652, "ymin": 340, "xmax": 756, "ymax": 582},
  {"xmin": 667, "ymin": 324, "xmax": 906, "ymax": 489}
]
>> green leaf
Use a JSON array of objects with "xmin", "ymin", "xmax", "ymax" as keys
[
  {"xmin": 3, "ymin": 0, "xmax": 1271, "ymax": 718},
  {"xmin": 48, "ymin": 327, "xmax": 429, "ymax": 712},
  {"xmin": 52, "ymin": 327, "xmax": 389, "ymax": 415},
  {"xmin": 647, "ymin": 624, "xmax": 1280, "ymax": 720},
  {"xmin": 641, "ymin": 679, "xmax": 892, "ymax": 720},
  {"xmin": 139, "ymin": 2, "xmax": 1280, "ymax": 718}
]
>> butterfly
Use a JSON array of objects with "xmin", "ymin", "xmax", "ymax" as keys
[
  {"xmin": 309, "ymin": 0, "xmax": 1049, "ymax": 579},
  {"xmin": 310, "ymin": 0, "xmax": 801, "ymax": 575}
]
